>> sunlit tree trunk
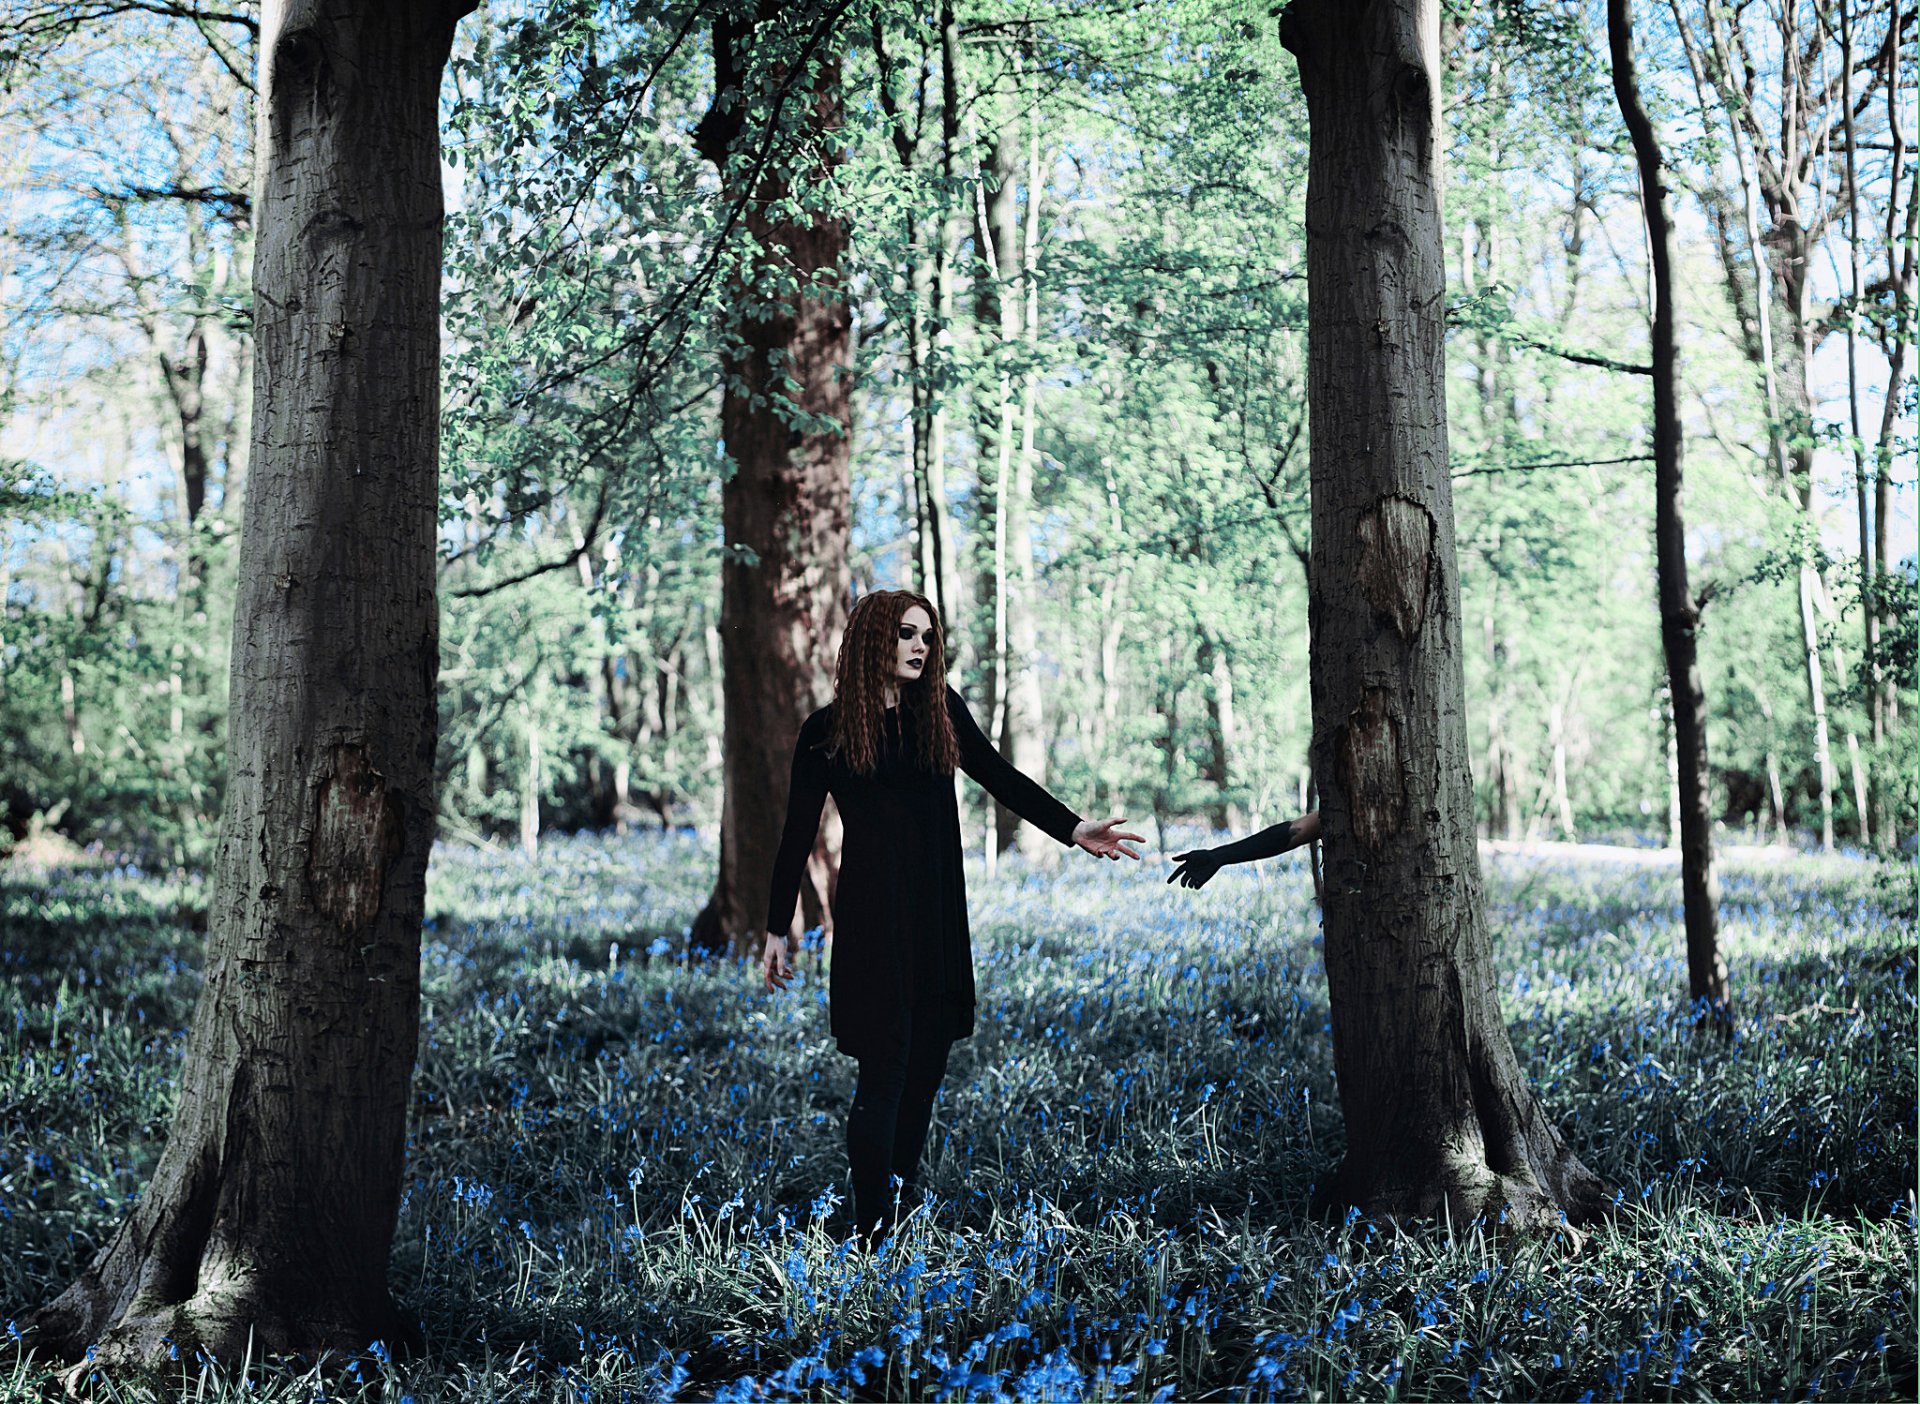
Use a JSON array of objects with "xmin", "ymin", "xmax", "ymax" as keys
[
  {"xmin": 690, "ymin": 5, "xmax": 850, "ymax": 955},
  {"xmin": 1281, "ymin": 0, "xmax": 1607, "ymax": 1227},
  {"xmin": 28, "ymin": 0, "xmax": 472, "ymax": 1367},
  {"xmin": 1548, "ymin": 693, "xmax": 1576, "ymax": 840},
  {"xmin": 520, "ymin": 706, "xmax": 542, "ymax": 859},
  {"xmin": 1612, "ymin": 0, "xmax": 1728, "ymax": 1027},
  {"xmin": 1198, "ymin": 630, "xmax": 1240, "ymax": 831}
]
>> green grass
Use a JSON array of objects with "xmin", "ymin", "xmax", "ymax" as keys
[{"xmin": 1, "ymin": 835, "xmax": 1913, "ymax": 1401}]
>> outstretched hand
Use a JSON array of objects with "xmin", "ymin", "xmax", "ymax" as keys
[
  {"xmin": 1073, "ymin": 817, "xmax": 1145, "ymax": 861},
  {"xmin": 1166, "ymin": 849, "xmax": 1224, "ymax": 889}
]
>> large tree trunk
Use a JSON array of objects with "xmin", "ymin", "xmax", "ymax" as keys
[
  {"xmin": 1279, "ymin": 0, "xmax": 1608, "ymax": 1229},
  {"xmin": 28, "ymin": 0, "xmax": 469, "ymax": 1367},
  {"xmin": 689, "ymin": 6, "xmax": 850, "ymax": 956},
  {"xmin": 1611, "ymin": 0, "xmax": 1729, "ymax": 1029}
]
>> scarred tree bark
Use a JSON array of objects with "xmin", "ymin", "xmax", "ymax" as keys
[
  {"xmin": 1279, "ymin": 0, "xmax": 1609, "ymax": 1229},
  {"xmin": 689, "ymin": 3, "xmax": 850, "ymax": 956},
  {"xmin": 1610, "ymin": 0, "xmax": 1729, "ymax": 1031},
  {"xmin": 27, "ymin": 0, "xmax": 472, "ymax": 1367}
]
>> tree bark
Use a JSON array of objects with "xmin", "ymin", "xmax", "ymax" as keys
[
  {"xmin": 1280, "ymin": 0, "xmax": 1608, "ymax": 1229},
  {"xmin": 1610, "ymin": 0, "xmax": 1729, "ymax": 1028},
  {"xmin": 689, "ymin": 5, "xmax": 850, "ymax": 956},
  {"xmin": 28, "ymin": 0, "xmax": 471, "ymax": 1367}
]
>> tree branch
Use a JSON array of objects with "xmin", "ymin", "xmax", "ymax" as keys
[{"xmin": 1451, "ymin": 455, "xmax": 1654, "ymax": 478}]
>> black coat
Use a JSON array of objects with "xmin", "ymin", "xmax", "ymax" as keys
[{"xmin": 765, "ymin": 684, "xmax": 1083, "ymax": 1059}]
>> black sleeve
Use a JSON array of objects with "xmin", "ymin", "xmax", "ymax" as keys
[
  {"xmin": 765, "ymin": 712, "xmax": 831, "ymax": 937},
  {"xmin": 946, "ymin": 686, "xmax": 1083, "ymax": 846},
  {"xmin": 1204, "ymin": 821, "xmax": 1298, "ymax": 868}
]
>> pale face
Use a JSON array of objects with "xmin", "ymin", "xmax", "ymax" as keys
[{"xmin": 894, "ymin": 605, "xmax": 935, "ymax": 683}]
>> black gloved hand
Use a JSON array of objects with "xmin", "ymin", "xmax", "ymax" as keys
[{"xmin": 1166, "ymin": 849, "xmax": 1224, "ymax": 889}]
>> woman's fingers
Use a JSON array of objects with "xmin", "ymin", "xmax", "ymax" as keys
[
  {"xmin": 763, "ymin": 942, "xmax": 793, "ymax": 992},
  {"xmin": 1090, "ymin": 818, "xmax": 1145, "ymax": 859}
]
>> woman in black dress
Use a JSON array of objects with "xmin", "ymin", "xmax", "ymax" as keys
[{"xmin": 762, "ymin": 589, "xmax": 1142, "ymax": 1242}]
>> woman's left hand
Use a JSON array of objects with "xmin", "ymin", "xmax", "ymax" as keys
[{"xmin": 1072, "ymin": 817, "xmax": 1145, "ymax": 861}]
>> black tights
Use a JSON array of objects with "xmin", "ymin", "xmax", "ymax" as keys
[{"xmin": 846, "ymin": 1014, "xmax": 952, "ymax": 1239}]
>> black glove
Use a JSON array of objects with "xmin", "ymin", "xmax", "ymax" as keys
[
  {"xmin": 1167, "ymin": 849, "xmax": 1224, "ymax": 889},
  {"xmin": 1167, "ymin": 820, "xmax": 1299, "ymax": 890}
]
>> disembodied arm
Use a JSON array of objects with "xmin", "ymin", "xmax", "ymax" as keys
[{"xmin": 1167, "ymin": 811, "xmax": 1320, "ymax": 889}]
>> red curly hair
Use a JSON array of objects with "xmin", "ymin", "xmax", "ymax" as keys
[{"xmin": 830, "ymin": 589, "xmax": 959, "ymax": 776}]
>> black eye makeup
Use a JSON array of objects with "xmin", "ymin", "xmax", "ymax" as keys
[{"xmin": 897, "ymin": 625, "xmax": 935, "ymax": 642}]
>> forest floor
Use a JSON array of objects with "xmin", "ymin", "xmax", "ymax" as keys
[{"xmin": 1, "ymin": 833, "xmax": 1913, "ymax": 1402}]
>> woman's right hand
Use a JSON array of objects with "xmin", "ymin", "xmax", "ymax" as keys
[
  {"xmin": 1166, "ymin": 849, "xmax": 1224, "ymax": 890},
  {"xmin": 763, "ymin": 933, "xmax": 795, "ymax": 992}
]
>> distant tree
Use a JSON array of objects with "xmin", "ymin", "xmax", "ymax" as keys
[
  {"xmin": 1279, "ymin": 0, "xmax": 1608, "ymax": 1226},
  {"xmin": 688, "ymin": 0, "xmax": 852, "ymax": 956},
  {"xmin": 1609, "ymin": 0, "xmax": 1729, "ymax": 1030},
  {"xmin": 1671, "ymin": 0, "xmax": 1900, "ymax": 851},
  {"xmin": 0, "ymin": 10, "xmax": 253, "ymax": 863},
  {"xmin": 28, "ymin": 0, "xmax": 474, "ymax": 1368}
]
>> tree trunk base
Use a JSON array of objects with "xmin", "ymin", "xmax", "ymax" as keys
[
  {"xmin": 1311, "ymin": 1136, "xmax": 1611, "ymax": 1236},
  {"xmin": 688, "ymin": 897, "xmax": 734, "ymax": 957},
  {"xmin": 28, "ymin": 1246, "xmax": 420, "ymax": 1372}
]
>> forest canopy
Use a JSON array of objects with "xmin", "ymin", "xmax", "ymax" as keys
[{"xmin": 1, "ymin": 0, "xmax": 1913, "ymax": 865}]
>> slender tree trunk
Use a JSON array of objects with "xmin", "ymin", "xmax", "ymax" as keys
[
  {"xmin": 1004, "ymin": 92, "xmax": 1048, "ymax": 862},
  {"xmin": 689, "ymin": 6, "xmax": 850, "ymax": 955},
  {"xmin": 1829, "ymin": 629, "xmax": 1873, "ymax": 844},
  {"xmin": 1677, "ymin": 1, "xmax": 1842, "ymax": 851},
  {"xmin": 927, "ymin": 0, "xmax": 963, "ymax": 638},
  {"xmin": 1837, "ymin": 0, "xmax": 1879, "ymax": 847},
  {"xmin": 60, "ymin": 668, "xmax": 83, "ymax": 756},
  {"xmin": 28, "ymin": 0, "xmax": 471, "ymax": 1367},
  {"xmin": 1280, "ymin": 0, "xmax": 1607, "ymax": 1227},
  {"xmin": 1797, "ymin": 560, "xmax": 1838, "ymax": 850},
  {"xmin": 873, "ymin": 17, "xmax": 938, "ymax": 602},
  {"xmin": 520, "ymin": 709, "xmax": 542, "ymax": 859},
  {"xmin": 159, "ymin": 318, "xmax": 213, "ymax": 605},
  {"xmin": 1875, "ymin": 45, "xmax": 1915, "ymax": 842},
  {"xmin": 1753, "ymin": 678, "xmax": 1787, "ymax": 837},
  {"xmin": 972, "ymin": 92, "xmax": 1026, "ymax": 855},
  {"xmin": 1612, "ymin": 0, "xmax": 1729, "ymax": 1026},
  {"xmin": 1775, "ymin": 214, "xmax": 1839, "ymax": 853},
  {"xmin": 1199, "ymin": 632, "xmax": 1239, "ymax": 831},
  {"xmin": 1549, "ymin": 694, "xmax": 1576, "ymax": 840}
]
